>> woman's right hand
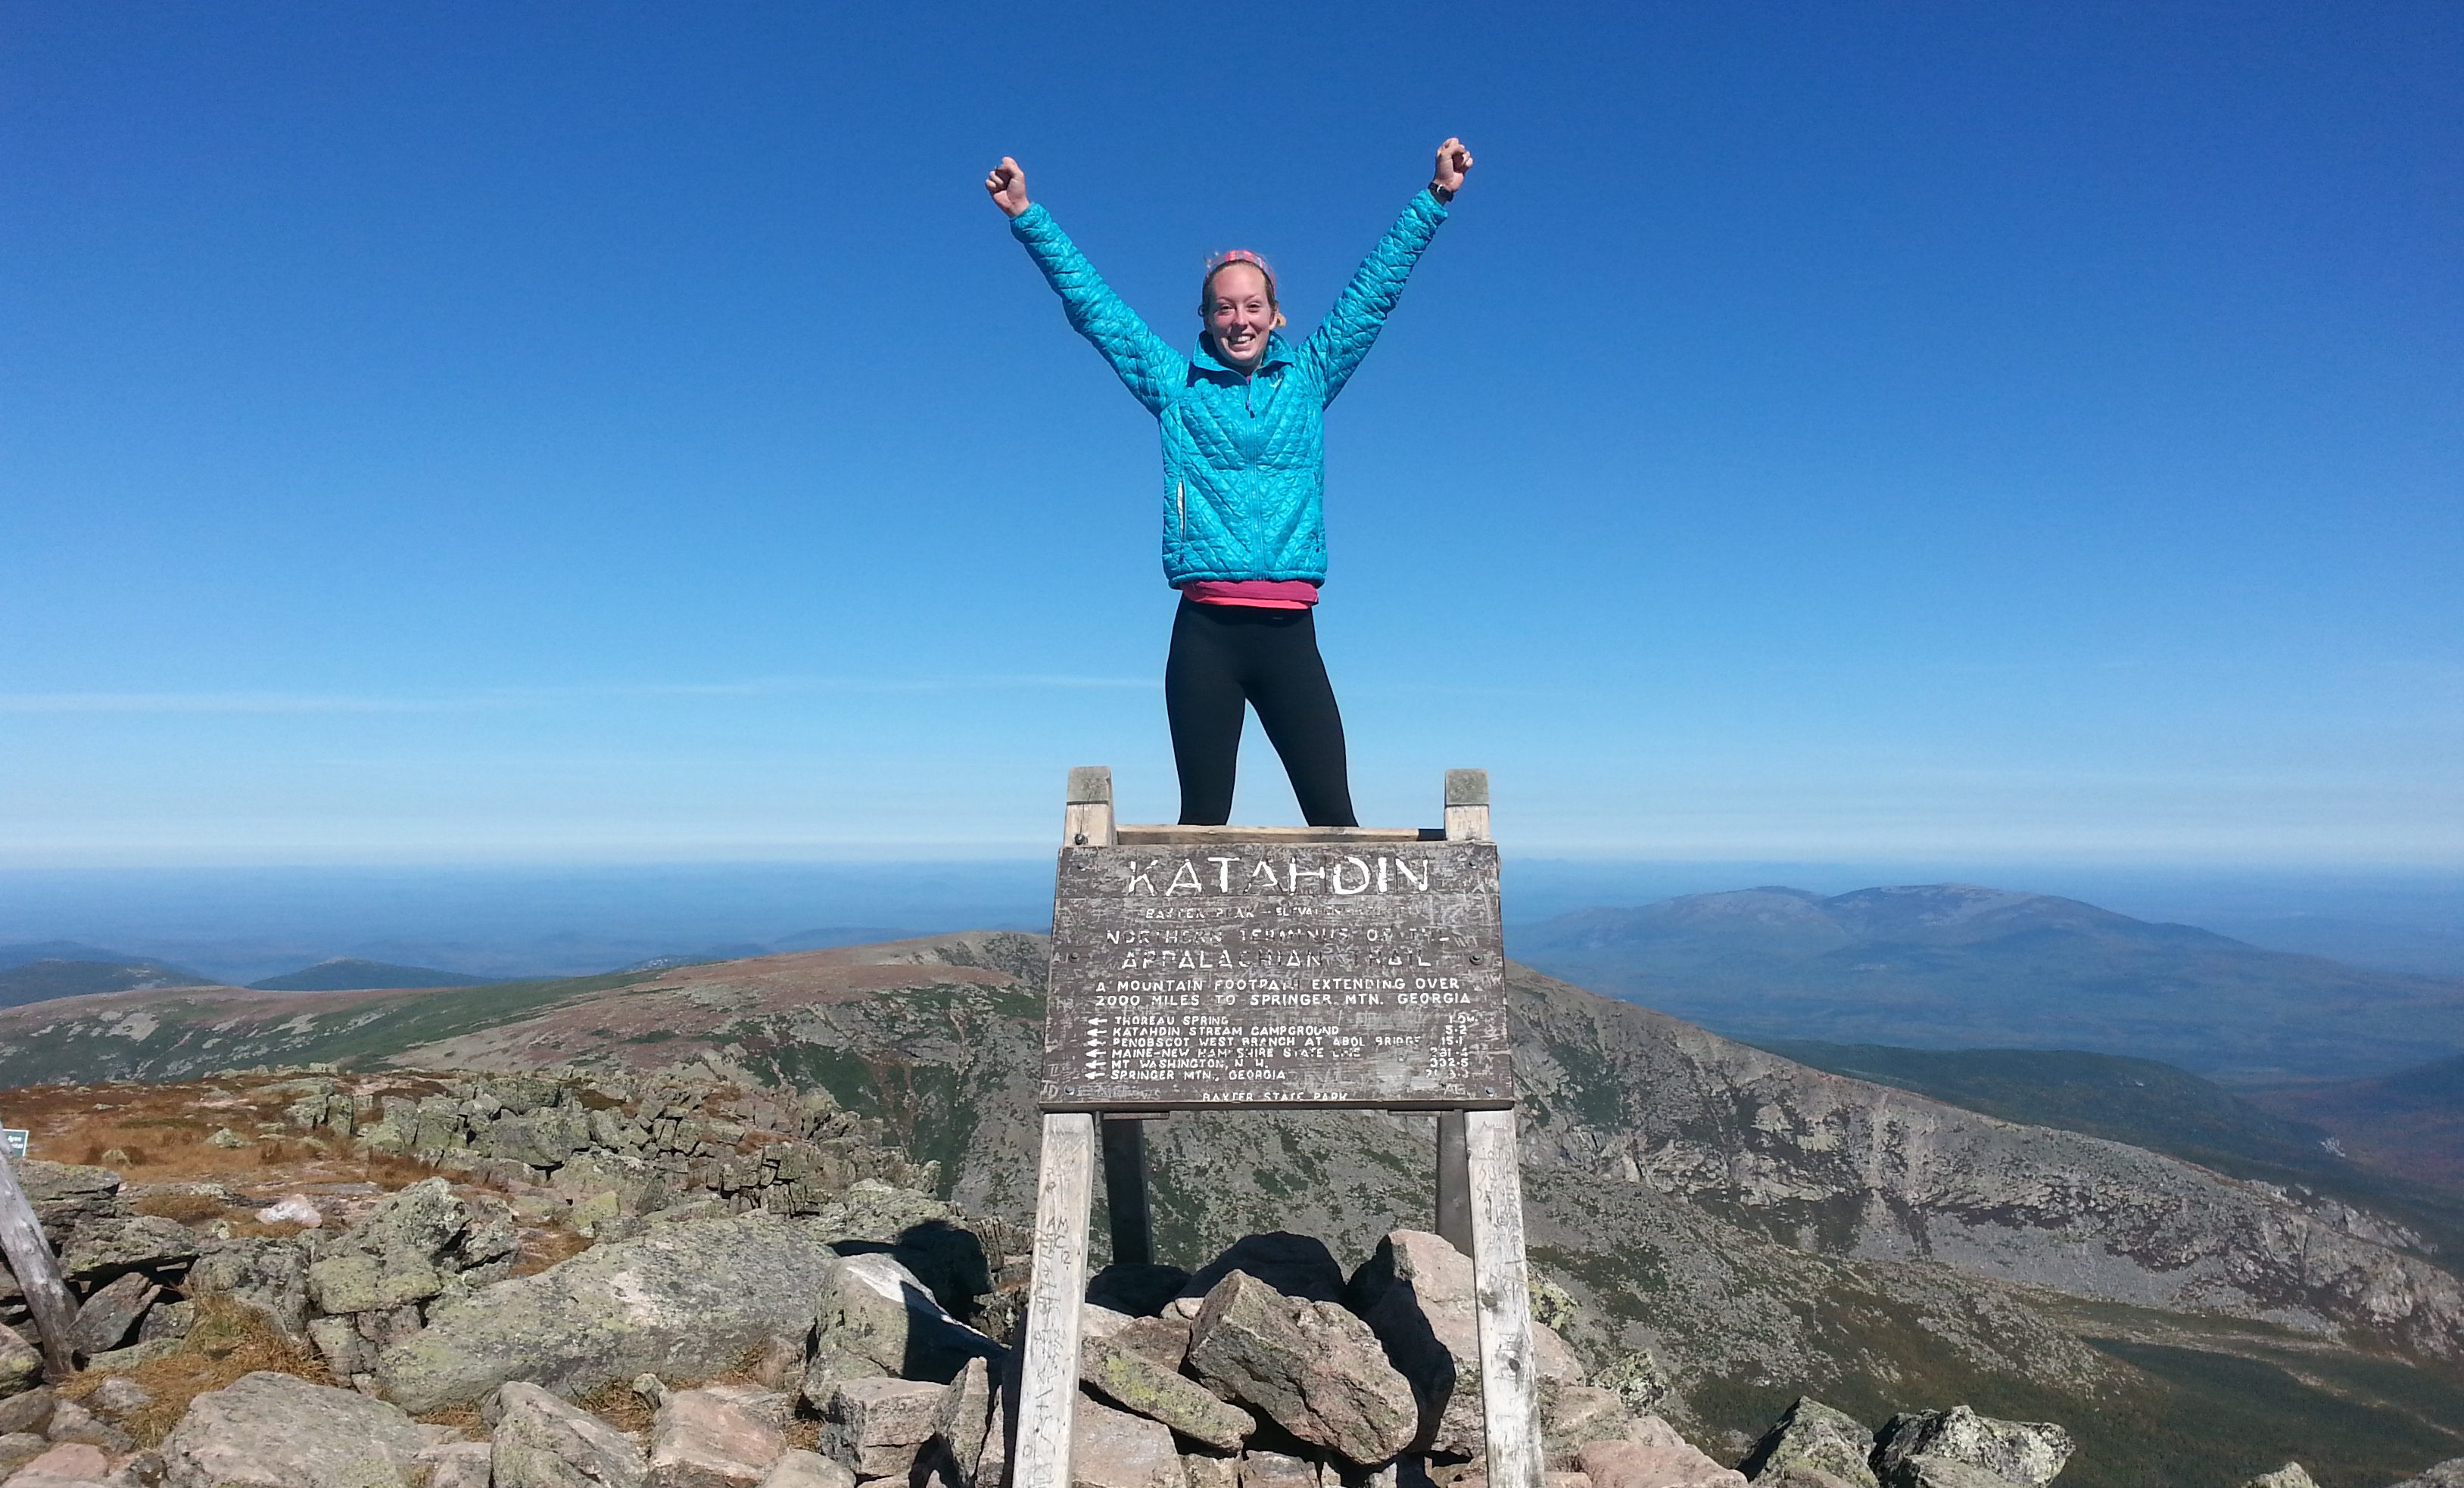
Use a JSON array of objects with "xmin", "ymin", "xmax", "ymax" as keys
[{"xmin": 985, "ymin": 157, "xmax": 1031, "ymax": 218}]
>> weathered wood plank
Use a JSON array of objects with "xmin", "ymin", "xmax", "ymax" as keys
[
  {"xmin": 0, "ymin": 1153, "xmax": 77, "ymax": 1381},
  {"xmin": 1012, "ymin": 1111, "xmax": 1096, "ymax": 1488},
  {"xmin": 1116, "ymin": 823, "xmax": 1432, "ymax": 844},
  {"xmin": 1064, "ymin": 766, "xmax": 1117, "ymax": 848},
  {"xmin": 1042, "ymin": 842, "xmax": 1509, "ymax": 1110},
  {"xmin": 1100, "ymin": 1116, "xmax": 1154, "ymax": 1267},
  {"xmin": 1444, "ymin": 768, "xmax": 1491, "ymax": 844},
  {"xmin": 1437, "ymin": 1110, "xmax": 1472, "ymax": 1253},
  {"xmin": 1466, "ymin": 1107, "xmax": 1544, "ymax": 1488}
]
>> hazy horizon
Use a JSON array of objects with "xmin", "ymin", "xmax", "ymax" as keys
[{"xmin": 7, "ymin": 858, "xmax": 2460, "ymax": 987}]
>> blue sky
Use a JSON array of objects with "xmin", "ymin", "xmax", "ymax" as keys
[{"xmin": 5, "ymin": 2, "xmax": 2459, "ymax": 865}]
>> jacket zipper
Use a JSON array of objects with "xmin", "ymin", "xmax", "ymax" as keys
[{"xmin": 1177, "ymin": 481, "xmax": 1185, "ymax": 536}]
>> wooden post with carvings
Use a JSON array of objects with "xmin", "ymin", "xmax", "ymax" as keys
[
  {"xmin": 1011, "ymin": 766, "xmax": 1541, "ymax": 1488},
  {"xmin": 0, "ymin": 1150, "xmax": 78, "ymax": 1381}
]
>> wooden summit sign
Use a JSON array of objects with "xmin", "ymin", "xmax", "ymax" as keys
[
  {"xmin": 1042, "ymin": 839, "xmax": 1509, "ymax": 1109},
  {"xmin": 1011, "ymin": 768, "xmax": 1547, "ymax": 1488}
]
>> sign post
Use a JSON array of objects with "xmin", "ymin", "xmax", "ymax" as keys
[{"xmin": 1012, "ymin": 768, "xmax": 1544, "ymax": 1488}]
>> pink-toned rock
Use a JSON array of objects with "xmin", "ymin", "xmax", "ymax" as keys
[
  {"xmin": 8, "ymin": 1441, "xmax": 111, "ymax": 1485},
  {"xmin": 1346, "ymin": 1231, "xmax": 1585, "ymax": 1456},
  {"xmin": 653, "ymin": 1384, "xmax": 790, "ymax": 1486},
  {"xmin": 1578, "ymin": 1435, "xmax": 1746, "ymax": 1488},
  {"xmin": 820, "ymin": 1377, "xmax": 946, "ymax": 1477},
  {"xmin": 764, "ymin": 1452, "xmax": 858, "ymax": 1488}
]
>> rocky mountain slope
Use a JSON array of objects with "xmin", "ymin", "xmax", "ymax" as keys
[
  {"xmin": 2, "ymin": 936, "xmax": 2460, "ymax": 1482},
  {"xmin": 1512, "ymin": 885, "xmax": 2464, "ymax": 1080}
]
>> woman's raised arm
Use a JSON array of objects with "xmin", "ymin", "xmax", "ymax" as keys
[
  {"xmin": 990, "ymin": 156, "xmax": 1185, "ymax": 415},
  {"xmin": 1299, "ymin": 139, "xmax": 1475, "ymax": 405}
]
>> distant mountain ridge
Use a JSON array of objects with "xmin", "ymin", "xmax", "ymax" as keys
[
  {"xmin": 248, "ymin": 957, "xmax": 491, "ymax": 991},
  {"xmin": 1513, "ymin": 883, "xmax": 2464, "ymax": 1081},
  {"xmin": 0, "ymin": 941, "xmax": 215, "ymax": 1007}
]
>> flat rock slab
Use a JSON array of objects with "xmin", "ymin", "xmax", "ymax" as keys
[
  {"xmin": 160, "ymin": 1369, "xmax": 443, "ymax": 1488},
  {"xmin": 380, "ymin": 1199, "xmax": 945, "ymax": 1411},
  {"xmin": 653, "ymin": 1386, "xmax": 789, "ymax": 1487},
  {"xmin": 1880, "ymin": 1458, "xmax": 2024, "ymax": 1488},
  {"xmin": 419, "ymin": 1440, "xmax": 497, "ymax": 1488},
  {"xmin": 67, "ymin": 1271, "xmax": 159, "ymax": 1357},
  {"xmin": 494, "ymin": 1380, "xmax": 648, "ymax": 1488},
  {"xmin": 1578, "ymin": 1437, "xmax": 1746, "ymax": 1488},
  {"xmin": 1073, "ymin": 1396, "xmax": 1182, "ymax": 1488},
  {"xmin": 1187, "ymin": 1272, "xmax": 1414, "ymax": 1466}
]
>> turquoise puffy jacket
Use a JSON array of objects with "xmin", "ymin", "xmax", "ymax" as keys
[{"xmin": 1009, "ymin": 191, "xmax": 1450, "ymax": 587}]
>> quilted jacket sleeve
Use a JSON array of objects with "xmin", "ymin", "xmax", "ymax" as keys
[
  {"xmin": 1009, "ymin": 204, "xmax": 1184, "ymax": 415},
  {"xmin": 1298, "ymin": 188, "xmax": 1450, "ymax": 406}
]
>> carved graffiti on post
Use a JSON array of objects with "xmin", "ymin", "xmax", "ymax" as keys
[{"xmin": 1041, "ymin": 842, "xmax": 1509, "ymax": 1110}]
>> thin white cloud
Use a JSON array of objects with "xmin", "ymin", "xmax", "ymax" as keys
[{"xmin": 0, "ymin": 674, "xmax": 1157, "ymax": 714}]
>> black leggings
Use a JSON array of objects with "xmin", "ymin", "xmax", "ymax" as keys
[{"xmin": 1164, "ymin": 599, "xmax": 1358, "ymax": 827}]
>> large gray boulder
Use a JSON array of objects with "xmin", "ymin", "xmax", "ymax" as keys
[
  {"xmin": 2394, "ymin": 1462, "xmax": 2464, "ymax": 1488},
  {"xmin": 379, "ymin": 1203, "xmax": 942, "ymax": 1412},
  {"xmin": 1344, "ymin": 1231, "xmax": 1584, "ymax": 1455},
  {"xmin": 494, "ymin": 1381, "xmax": 648, "ymax": 1488},
  {"xmin": 802, "ymin": 1253, "xmax": 1005, "ymax": 1399},
  {"xmin": 67, "ymin": 1272, "xmax": 158, "ymax": 1357},
  {"xmin": 159, "ymin": 1369, "xmax": 446, "ymax": 1487},
  {"xmin": 929, "ymin": 1357, "xmax": 999, "ymax": 1488},
  {"xmin": 816, "ymin": 1377, "xmax": 945, "ymax": 1478},
  {"xmin": 1872, "ymin": 1408, "xmax": 2070, "ymax": 1488},
  {"xmin": 1879, "ymin": 1459, "xmax": 2020, "ymax": 1488},
  {"xmin": 60, "ymin": 1215, "xmax": 202, "ymax": 1281},
  {"xmin": 1739, "ymin": 1398, "xmax": 1879, "ymax": 1488},
  {"xmin": 1185, "ymin": 1271, "xmax": 1416, "ymax": 1465},
  {"xmin": 14, "ymin": 1163, "xmax": 124, "ymax": 1233},
  {"xmin": 2240, "ymin": 1468, "xmax": 2319, "ymax": 1488}
]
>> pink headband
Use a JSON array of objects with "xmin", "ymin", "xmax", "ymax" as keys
[{"xmin": 1204, "ymin": 249, "xmax": 1276, "ymax": 292}]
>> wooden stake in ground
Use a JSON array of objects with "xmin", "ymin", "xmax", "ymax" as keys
[{"xmin": 0, "ymin": 1150, "xmax": 79, "ymax": 1380}]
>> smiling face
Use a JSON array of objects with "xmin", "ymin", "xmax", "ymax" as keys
[{"xmin": 1202, "ymin": 262, "xmax": 1283, "ymax": 372}]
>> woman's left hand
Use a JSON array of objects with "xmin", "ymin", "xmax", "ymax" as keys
[{"xmin": 1431, "ymin": 138, "xmax": 1474, "ymax": 201}]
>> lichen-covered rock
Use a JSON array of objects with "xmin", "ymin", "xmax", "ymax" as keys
[
  {"xmin": 802, "ymin": 1252, "xmax": 1005, "ymax": 1399},
  {"xmin": 186, "ymin": 1236, "xmax": 311, "ymax": 1334},
  {"xmin": 1739, "ymin": 1398, "xmax": 1879, "ymax": 1488},
  {"xmin": 1344, "ymin": 1231, "xmax": 1584, "ymax": 1456},
  {"xmin": 160, "ymin": 1369, "xmax": 441, "ymax": 1487},
  {"xmin": 494, "ymin": 1381, "xmax": 648, "ymax": 1488},
  {"xmin": 651, "ymin": 1384, "xmax": 787, "ymax": 1487},
  {"xmin": 59, "ymin": 1214, "xmax": 201, "ymax": 1280},
  {"xmin": 2241, "ymin": 1468, "xmax": 2319, "ymax": 1488},
  {"xmin": 381, "ymin": 1200, "xmax": 947, "ymax": 1412},
  {"xmin": 0, "ymin": 1321, "xmax": 42, "ymax": 1397},
  {"xmin": 307, "ymin": 1253, "xmax": 444, "ymax": 1316},
  {"xmin": 2391, "ymin": 1461, "xmax": 2464, "ymax": 1488},
  {"xmin": 420, "ymin": 1440, "xmax": 495, "ymax": 1488},
  {"xmin": 1082, "ymin": 1330, "xmax": 1254, "ymax": 1450},
  {"xmin": 14, "ymin": 1163, "xmax": 124, "ymax": 1233},
  {"xmin": 1872, "ymin": 1408, "xmax": 2070, "ymax": 1488},
  {"xmin": 1186, "ymin": 1270, "xmax": 1416, "ymax": 1465},
  {"xmin": 1073, "ymin": 1396, "xmax": 1182, "ymax": 1488},
  {"xmin": 1879, "ymin": 1458, "xmax": 2017, "ymax": 1488}
]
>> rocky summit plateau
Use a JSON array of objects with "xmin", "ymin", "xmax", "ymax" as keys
[{"xmin": 0, "ymin": 934, "xmax": 2457, "ymax": 1486}]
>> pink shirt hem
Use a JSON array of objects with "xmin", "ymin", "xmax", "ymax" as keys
[{"xmin": 1180, "ymin": 580, "xmax": 1320, "ymax": 610}]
